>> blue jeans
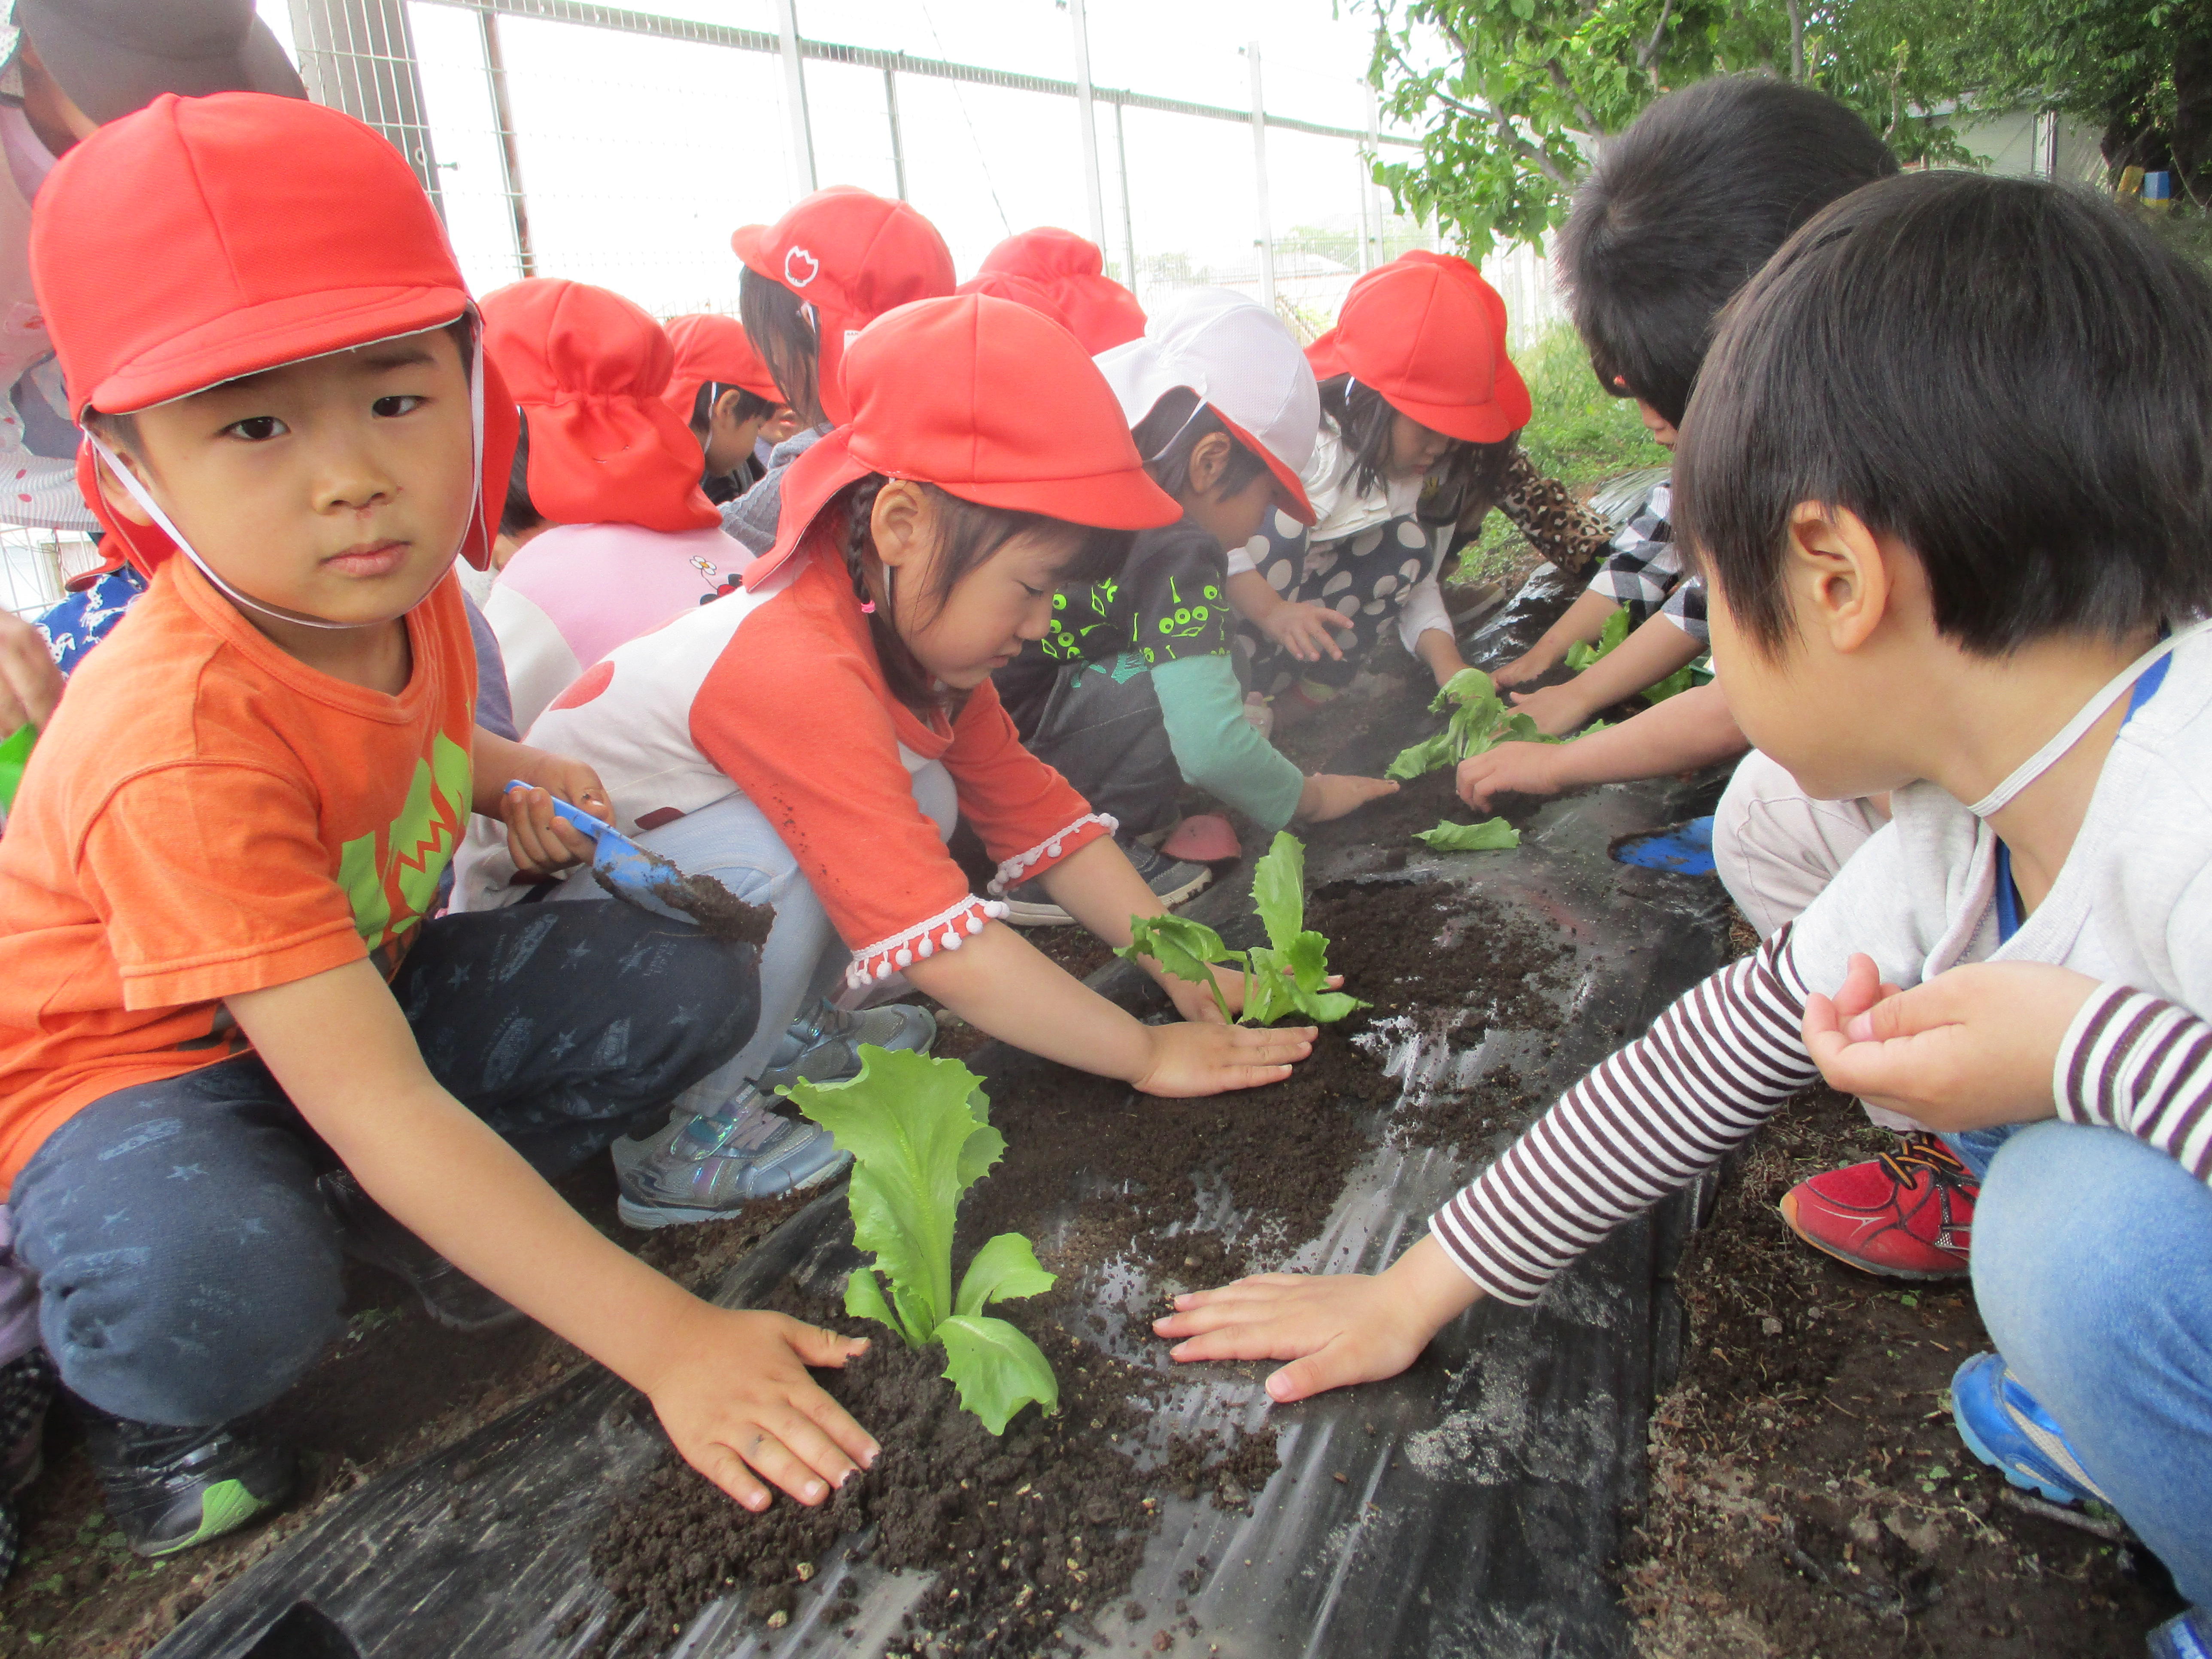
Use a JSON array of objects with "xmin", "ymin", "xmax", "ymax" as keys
[
  {"xmin": 552, "ymin": 764, "xmax": 958, "ymax": 1103},
  {"xmin": 1972, "ymin": 1120, "xmax": 2212, "ymax": 1604},
  {"xmin": 9, "ymin": 902, "xmax": 758, "ymax": 1427}
]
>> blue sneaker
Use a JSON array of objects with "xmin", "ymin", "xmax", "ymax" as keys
[
  {"xmin": 1950, "ymin": 1351, "xmax": 2112, "ymax": 1507},
  {"xmin": 611, "ymin": 1090, "xmax": 851, "ymax": 1229},
  {"xmin": 2149, "ymin": 1609, "xmax": 2212, "ymax": 1659},
  {"xmin": 754, "ymin": 997, "xmax": 935, "ymax": 1095}
]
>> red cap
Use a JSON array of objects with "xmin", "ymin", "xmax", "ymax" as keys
[
  {"xmin": 954, "ymin": 270, "xmax": 1073, "ymax": 337},
  {"xmin": 730, "ymin": 186, "xmax": 955, "ymax": 424},
  {"xmin": 976, "ymin": 228, "xmax": 1146, "ymax": 356},
  {"xmin": 32, "ymin": 92, "xmax": 514, "ymax": 572},
  {"xmin": 659, "ymin": 312, "xmax": 782, "ymax": 425},
  {"xmin": 744, "ymin": 294, "xmax": 1179, "ymax": 590},
  {"xmin": 482, "ymin": 280, "xmax": 719, "ymax": 535},
  {"xmin": 1305, "ymin": 251, "xmax": 1531, "ymax": 444}
]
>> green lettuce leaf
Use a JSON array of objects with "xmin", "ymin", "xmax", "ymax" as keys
[
  {"xmin": 843, "ymin": 1266, "xmax": 900, "ymax": 1336},
  {"xmin": 938, "ymin": 1315, "xmax": 1060, "ymax": 1436},
  {"xmin": 1430, "ymin": 665, "xmax": 1496, "ymax": 715},
  {"xmin": 789, "ymin": 1047, "xmax": 1000, "ymax": 1346},
  {"xmin": 1239, "ymin": 842, "xmax": 1365, "ymax": 1024},
  {"xmin": 1642, "ymin": 662, "xmax": 1697, "ymax": 703},
  {"xmin": 1565, "ymin": 605, "xmax": 1632, "ymax": 671},
  {"xmin": 1386, "ymin": 727, "xmax": 1461, "ymax": 780},
  {"xmin": 1114, "ymin": 914, "xmax": 1240, "ymax": 1022},
  {"xmin": 954, "ymin": 1233, "xmax": 1057, "ymax": 1317},
  {"xmin": 1414, "ymin": 817, "xmax": 1521, "ymax": 852},
  {"xmin": 1250, "ymin": 831, "xmax": 1307, "ymax": 951}
]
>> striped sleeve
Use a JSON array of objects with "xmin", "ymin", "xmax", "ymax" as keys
[
  {"xmin": 1430, "ymin": 927, "xmax": 1821, "ymax": 1304},
  {"xmin": 2057, "ymin": 985, "xmax": 2212, "ymax": 1183}
]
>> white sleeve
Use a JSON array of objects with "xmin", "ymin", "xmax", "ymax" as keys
[
  {"xmin": 482, "ymin": 582, "xmax": 584, "ymax": 734},
  {"xmin": 1395, "ymin": 571, "xmax": 1453, "ymax": 655},
  {"xmin": 1226, "ymin": 536, "xmax": 1262, "ymax": 578}
]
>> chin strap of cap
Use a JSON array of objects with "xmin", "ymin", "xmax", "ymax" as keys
[{"xmin": 84, "ymin": 323, "xmax": 488, "ymax": 632}]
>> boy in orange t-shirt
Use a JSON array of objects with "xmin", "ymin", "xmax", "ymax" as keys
[{"xmin": 0, "ymin": 94, "xmax": 879, "ymax": 1558}]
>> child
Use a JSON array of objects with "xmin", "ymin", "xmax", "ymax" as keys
[
  {"xmin": 973, "ymin": 227, "xmax": 1146, "ymax": 356},
  {"xmin": 723, "ymin": 186, "xmax": 955, "ymax": 554},
  {"xmin": 452, "ymin": 294, "xmax": 1321, "ymax": 1229},
  {"xmin": 1158, "ymin": 173, "xmax": 2212, "ymax": 1641},
  {"xmin": 1000, "ymin": 287, "xmax": 1398, "ymax": 925},
  {"xmin": 1227, "ymin": 252, "xmax": 1608, "ymax": 717},
  {"xmin": 1447, "ymin": 79, "xmax": 1941, "ymax": 1279},
  {"xmin": 478, "ymin": 278, "xmax": 741, "ymax": 728},
  {"xmin": 0, "ymin": 94, "xmax": 878, "ymax": 1556},
  {"xmin": 661, "ymin": 311, "xmax": 797, "ymax": 504}
]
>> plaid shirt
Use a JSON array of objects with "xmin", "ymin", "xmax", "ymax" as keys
[{"xmin": 1586, "ymin": 477, "xmax": 1708, "ymax": 644}]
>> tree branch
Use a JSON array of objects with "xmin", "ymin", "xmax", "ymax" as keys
[
  {"xmin": 1635, "ymin": 0, "xmax": 1677, "ymax": 73},
  {"xmin": 1546, "ymin": 58, "xmax": 1604, "ymax": 135},
  {"xmin": 1783, "ymin": 0, "xmax": 1805, "ymax": 82}
]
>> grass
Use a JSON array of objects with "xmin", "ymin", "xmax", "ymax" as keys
[{"xmin": 1453, "ymin": 322, "xmax": 1671, "ymax": 587}]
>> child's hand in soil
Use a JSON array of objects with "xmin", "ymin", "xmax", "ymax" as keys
[
  {"xmin": 1456, "ymin": 742, "xmax": 1567, "ymax": 812},
  {"xmin": 1296, "ymin": 773, "xmax": 1400, "ymax": 824},
  {"xmin": 1803, "ymin": 952, "xmax": 2091, "ymax": 1130},
  {"xmin": 1153, "ymin": 1235, "xmax": 1481, "ymax": 1401},
  {"xmin": 1258, "ymin": 600, "xmax": 1355, "ymax": 664},
  {"xmin": 1131, "ymin": 1019, "xmax": 1316, "ymax": 1097},
  {"xmin": 647, "ymin": 1307, "xmax": 880, "ymax": 1512},
  {"xmin": 1161, "ymin": 963, "xmax": 1249, "ymax": 1025},
  {"xmin": 1503, "ymin": 679, "xmax": 1595, "ymax": 739},
  {"xmin": 1489, "ymin": 641, "xmax": 1559, "ymax": 691}
]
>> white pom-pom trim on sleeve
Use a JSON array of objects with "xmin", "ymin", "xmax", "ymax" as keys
[
  {"xmin": 986, "ymin": 812, "xmax": 1120, "ymax": 896},
  {"xmin": 846, "ymin": 896, "xmax": 1010, "ymax": 989}
]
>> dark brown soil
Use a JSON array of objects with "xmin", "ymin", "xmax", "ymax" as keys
[
  {"xmin": 1622, "ymin": 1085, "xmax": 2185, "ymax": 1658},
  {"xmin": 589, "ymin": 857, "xmax": 772, "ymax": 945}
]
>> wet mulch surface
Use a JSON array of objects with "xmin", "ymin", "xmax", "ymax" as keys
[{"xmin": 1623, "ymin": 1084, "xmax": 2186, "ymax": 1658}]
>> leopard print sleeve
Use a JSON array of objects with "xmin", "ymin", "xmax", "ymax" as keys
[{"xmin": 1495, "ymin": 452, "xmax": 1613, "ymax": 577}]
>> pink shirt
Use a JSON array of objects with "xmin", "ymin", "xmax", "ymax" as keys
[{"xmin": 482, "ymin": 522, "xmax": 742, "ymax": 727}]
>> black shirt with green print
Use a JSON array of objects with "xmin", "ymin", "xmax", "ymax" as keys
[{"xmin": 1031, "ymin": 516, "xmax": 1231, "ymax": 671}]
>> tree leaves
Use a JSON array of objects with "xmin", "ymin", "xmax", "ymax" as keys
[{"xmin": 1415, "ymin": 817, "xmax": 1522, "ymax": 851}]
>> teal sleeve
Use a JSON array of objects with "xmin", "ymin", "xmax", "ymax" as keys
[{"xmin": 1151, "ymin": 653, "xmax": 1305, "ymax": 831}]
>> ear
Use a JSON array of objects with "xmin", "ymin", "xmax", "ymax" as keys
[
  {"xmin": 92, "ymin": 447, "xmax": 157, "ymax": 528},
  {"xmin": 1187, "ymin": 431, "xmax": 1232, "ymax": 498},
  {"xmin": 1783, "ymin": 501, "xmax": 1892, "ymax": 654},
  {"xmin": 869, "ymin": 479, "xmax": 933, "ymax": 571},
  {"xmin": 710, "ymin": 389, "xmax": 745, "ymax": 431}
]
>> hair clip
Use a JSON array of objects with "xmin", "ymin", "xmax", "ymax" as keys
[{"xmin": 860, "ymin": 600, "xmax": 876, "ymax": 614}]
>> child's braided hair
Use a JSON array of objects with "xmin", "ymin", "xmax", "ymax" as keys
[{"xmin": 836, "ymin": 474, "xmax": 1131, "ymax": 714}]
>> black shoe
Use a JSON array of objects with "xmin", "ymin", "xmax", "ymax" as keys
[
  {"xmin": 317, "ymin": 1171, "xmax": 523, "ymax": 1333},
  {"xmin": 79, "ymin": 1404, "xmax": 296, "ymax": 1558},
  {"xmin": 1002, "ymin": 838, "xmax": 1212, "ymax": 927}
]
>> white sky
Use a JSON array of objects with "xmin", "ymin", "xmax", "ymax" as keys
[{"xmin": 255, "ymin": 1, "xmax": 1417, "ymax": 316}]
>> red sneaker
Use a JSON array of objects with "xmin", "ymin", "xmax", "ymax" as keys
[{"xmin": 1778, "ymin": 1133, "xmax": 1975, "ymax": 1278}]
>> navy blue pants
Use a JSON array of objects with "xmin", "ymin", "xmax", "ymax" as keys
[{"xmin": 10, "ymin": 902, "xmax": 758, "ymax": 1427}]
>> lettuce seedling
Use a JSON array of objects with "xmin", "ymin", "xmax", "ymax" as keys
[
  {"xmin": 1241, "ymin": 832, "xmax": 1365, "ymax": 1026},
  {"xmin": 1113, "ymin": 914, "xmax": 1240, "ymax": 1024},
  {"xmin": 787, "ymin": 1047, "xmax": 1058, "ymax": 1436},
  {"xmin": 1565, "ymin": 606, "xmax": 1700, "ymax": 702},
  {"xmin": 1387, "ymin": 668, "xmax": 1554, "ymax": 780},
  {"xmin": 1414, "ymin": 817, "xmax": 1519, "ymax": 851}
]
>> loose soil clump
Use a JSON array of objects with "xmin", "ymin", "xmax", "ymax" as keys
[{"xmin": 589, "ymin": 856, "xmax": 773, "ymax": 946}]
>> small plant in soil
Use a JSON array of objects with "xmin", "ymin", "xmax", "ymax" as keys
[
  {"xmin": 1414, "ymin": 817, "xmax": 1519, "ymax": 852},
  {"xmin": 787, "ymin": 1047, "xmax": 1059, "ymax": 1435},
  {"xmin": 1564, "ymin": 607, "xmax": 1699, "ymax": 702},
  {"xmin": 1116, "ymin": 831, "xmax": 1363, "ymax": 1026},
  {"xmin": 1387, "ymin": 667, "xmax": 1555, "ymax": 779}
]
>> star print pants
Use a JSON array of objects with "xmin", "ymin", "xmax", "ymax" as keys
[
  {"xmin": 7, "ymin": 901, "xmax": 758, "ymax": 1427},
  {"xmin": 1235, "ymin": 510, "xmax": 1448, "ymax": 696}
]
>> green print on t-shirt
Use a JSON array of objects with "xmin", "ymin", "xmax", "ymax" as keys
[{"xmin": 335, "ymin": 729, "xmax": 474, "ymax": 952}]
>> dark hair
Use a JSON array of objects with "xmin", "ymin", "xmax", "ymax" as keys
[
  {"xmin": 1675, "ymin": 171, "xmax": 2212, "ymax": 659},
  {"xmin": 690, "ymin": 381, "xmax": 779, "ymax": 434},
  {"xmin": 1316, "ymin": 374, "xmax": 1515, "ymax": 525},
  {"xmin": 501, "ymin": 409, "xmax": 545, "ymax": 538},
  {"xmin": 1132, "ymin": 387, "xmax": 1269, "ymax": 504},
  {"xmin": 838, "ymin": 476, "xmax": 1130, "ymax": 711},
  {"xmin": 738, "ymin": 264, "xmax": 822, "ymax": 427},
  {"xmin": 1559, "ymin": 75, "xmax": 1898, "ymax": 428}
]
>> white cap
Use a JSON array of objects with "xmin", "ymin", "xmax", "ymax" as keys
[{"xmin": 1093, "ymin": 286, "xmax": 1319, "ymax": 524}]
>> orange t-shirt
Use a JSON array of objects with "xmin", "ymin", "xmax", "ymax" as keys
[{"xmin": 0, "ymin": 558, "xmax": 478, "ymax": 1193}]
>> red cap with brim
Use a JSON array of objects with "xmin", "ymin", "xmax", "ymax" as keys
[
  {"xmin": 976, "ymin": 228, "xmax": 1146, "ymax": 356},
  {"xmin": 1213, "ymin": 408, "xmax": 1313, "ymax": 525},
  {"xmin": 1306, "ymin": 251, "xmax": 1530, "ymax": 445},
  {"xmin": 34, "ymin": 93, "xmax": 514, "ymax": 570},
  {"xmin": 954, "ymin": 270, "xmax": 1073, "ymax": 336},
  {"xmin": 660, "ymin": 312, "xmax": 782, "ymax": 421},
  {"xmin": 746, "ymin": 293, "xmax": 1178, "ymax": 591}
]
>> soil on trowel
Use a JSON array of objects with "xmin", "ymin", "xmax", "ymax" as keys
[
  {"xmin": 590, "ymin": 855, "xmax": 772, "ymax": 946},
  {"xmin": 587, "ymin": 1294, "xmax": 1272, "ymax": 1657}
]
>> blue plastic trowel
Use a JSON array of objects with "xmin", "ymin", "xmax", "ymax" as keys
[{"xmin": 501, "ymin": 779, "xmax": 699, "ymax": 924}]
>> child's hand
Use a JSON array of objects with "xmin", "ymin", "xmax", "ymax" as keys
[
  {"xmin": 498, "ymin": 779, "xmax": 606, "ymax": 880},
  {"xmin": 1802, "ymin": 953, "xmax": 2095, "ymax": 1131},
  {"xmin": 1489, "ymin": 643, "xmax": 1558, "ymax": 691},
  {"xmin": 1261, "ymin": 601, "xmax": 1355, "ymax": 664},
  {"xmin": 1132, "ymin": 1020, "xmax": 1316, "ymax": 1097},
  {"xmin": 1161, "ymin": 963, "xmax": 1248, "ymax": 1025},
  {"xmin": 0, "ymin": 611, "xmax": 61, "ymax": 733},
  {"xmin": 1295, "ymin": 774, "xmax": 1400, "ymax": 824},
  {"xmin": 644, "ymin": 1305, "xmax": 879, "ymax": 1511},
  {"xmin": 1504, "ymin": 679, "xmax": 1595, "ymax": 738},
  {"xmin": 1456, "ymin": 743, "xmax": 1567, "ymax": 812},
  {"xmin": 1153, "ymin": 1234, "xmax": 1481, "ymax": 1402}
]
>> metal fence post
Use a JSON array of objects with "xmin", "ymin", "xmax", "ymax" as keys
[
  {"xmin": 884, "ymin": 66, "xmax": 907, "ymax": 200},
  {"xmin": 775, "ymin": 0, "xmax": 817, "ymax": 195},
  {"xmin": 477, "ymin": 8, "xmax": 536, "ymax": 277},
  {"xmin": 288, "ymin": 0, "xmax": 444, "ymax": 207},
  {"xmin": 1113, "ymin": 99, "xmax": 1138, "ymax": 289},
  {"xmin": 1248, "ymin": 40, "xmax": 1273, "ymax": 309},
  {"xmin": 1068, "ymin": 0, "xmax": 1108, "ymax": 252},
  {"xmin": 1364, "ymin": 81, "xmax": 1383, "ymax": 266}
]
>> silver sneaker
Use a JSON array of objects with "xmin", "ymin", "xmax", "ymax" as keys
[
  {"xmin": 611, "ymin": 1093, "xmax": 851, "ymax": 1229},
  {"xmin": 754, "ymin": 997, "xmax": 936, "ymax": 1095}
]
